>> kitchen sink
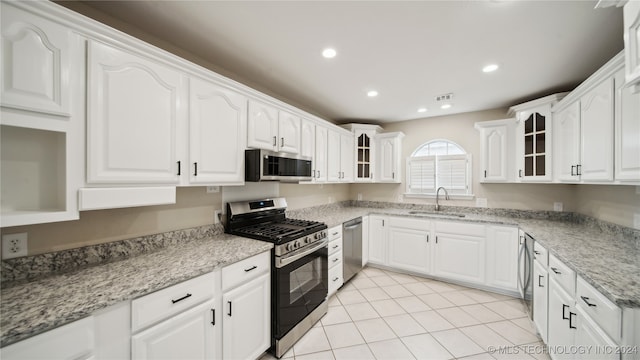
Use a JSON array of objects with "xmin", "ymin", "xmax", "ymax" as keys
[{"xmin": 407, "ymin": 211, "xmax": 466, "ymax": 218}]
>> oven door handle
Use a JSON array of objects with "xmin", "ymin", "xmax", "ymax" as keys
[{"xmin": 276, "ymin": 239, "xmax": 328, "ymax": 268}]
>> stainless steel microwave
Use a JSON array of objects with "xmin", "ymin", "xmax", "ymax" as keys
[{"xmin": 245, "ymin": 149, "xmax": 313, "ymax": 182}]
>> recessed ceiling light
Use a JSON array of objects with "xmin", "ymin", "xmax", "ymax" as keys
[
  {"xmin": 482, "ymin": 64, "xmax": 499, "ymax": 73},
  {"xmin": 417, "ymin": 108, "xmax": 427, "ymax": 113},
  {"xmin": 322, "ymin": 48, "xmax": 337, "ymax": 59},
  {"xmin": 441, "ymin": 104, "xmax": 452, "ymax": 109},
  {"xmin": 367, "ymin": 90, "xmax": 378, "ymax": 97}
]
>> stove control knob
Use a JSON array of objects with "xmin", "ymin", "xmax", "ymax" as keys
[
  {"xmin": 286, "ymin": 243, "xmax": 293, "ymax": 252},
  {"xmin": 305, "ymin": 236, "xmax": 312, "ymax": 244}
]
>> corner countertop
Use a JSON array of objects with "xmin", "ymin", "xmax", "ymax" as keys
[
  {"xmin": 289, "ymin": 202, "xmax": 640, "ymax": 309},
  {"xmin": 0, "ymin": 232, "xmax": 272, "ymax": 347}
]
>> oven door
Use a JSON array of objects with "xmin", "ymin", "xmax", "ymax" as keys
[{"xmin": 273, "ymin": 239, "xmax": 328, "ymax": 339}]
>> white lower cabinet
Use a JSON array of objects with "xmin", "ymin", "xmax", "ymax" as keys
[
  {"xmin": 548, "ymin": 277, "xmax": 576, "ymax": 360},
  {"xmin": 387, "ymin": 217, "xmax": 431, "ymax": 275},
  {"xmin": 0, "ymin": 317, "xmax": 95, "ymax": 360},
  {"xmin": 485, "ymin": 225, "xmax": 518, "ymax": 292},
  {"xmin": 132, "ymin": 300, "xmax": 218, "ymax": 360},
  {"xmin": 328, "ymin": 225, "xmax": 344, "ymax": 296},
  {"xmin": 222, "ymin": 273, "xmax": 270, "ymax": 360},
  {"xmin": 433, "ymin": 221, "xmax": 485, "ymax": 284},
  {"xmin": 368, "ymin": 215, "xmax": 387, "ymax": 265},
  {"xmin": 533, "ymin": 260, "xmax": 549, "ymax": 343},
  {"xmin": 575, "ymin": 306, "xmax": 619, "ymax": 360}
]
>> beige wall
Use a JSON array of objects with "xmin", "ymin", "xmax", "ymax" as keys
[
  {"xmin": 280, "ymin": 183, "xmax": 350, "ymax": 210},
  {"xmin": 350, "ymin": 110, "xmax": 578, "ymax": 212},
  {"xmin": 574, "ymin": 185, "xmax": 640, "ymax": 229}
]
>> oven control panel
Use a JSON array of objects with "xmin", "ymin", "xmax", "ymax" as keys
[{"xmin": 276, "ymin": 230, "xmax": 327, "ymax": 256}]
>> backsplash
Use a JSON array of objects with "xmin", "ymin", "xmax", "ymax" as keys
[{"xmin": 1, "ymin": 224, "xmax": 224, "ymax": 284}]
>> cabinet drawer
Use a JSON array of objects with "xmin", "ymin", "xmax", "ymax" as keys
[
  {"xmin": 576, "ymin": 276, "xmax": 622, "ymax": 343},
  {"xmin": 548, "ymin": 254, "xmax": 576, "ymax": 296},
  {"xmin": 222, "ymin": 251, "xmax": 270, "ymax": 291},
  {"xmin": 435, "ymin": 221, "xmax": 485, "ymax": 237},
  {"xmin": 329, "ymin": 250, "xmax": 343, "ymax": 269},
  {"xmin": 388, "ymin": 216, "xmax": 431, "ymax": 231},
  {"xmin": 329, "ymin": 237, "xmax": 342, "ymax": 255},
  {"xmin": 132, "ymin": 272, "xmax": 215, "ymax": 332},
  {"xmin": 328, "ymin": 265, "xmax": 343, "ymax": 295},
  {"xmin": 533, "ymin": 242, "xmax": 548, "ymax": 267},
  {"xmin": 328, "ymin": 226, "xmax": 342, "ymax": 241}
]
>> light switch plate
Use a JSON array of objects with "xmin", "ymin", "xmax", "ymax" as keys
[
  {"xmin": 553, "ymin": 202, "xmax": 563, "ymax": 212},
  {"xmin": 476, "ymin": 198, "xmax": 488, "ymax": 208},
  {"xmin": 206, "ymin": 186, "xmax": 220, "ymax": 193},
  {"xmin": 357, "ymin": 193, "xmax": 363, "ymax": 201}
]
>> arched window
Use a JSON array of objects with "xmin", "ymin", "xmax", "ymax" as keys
[{"xmin": 406, "ymin": 139, "xmax": 473, "ymax": 197}]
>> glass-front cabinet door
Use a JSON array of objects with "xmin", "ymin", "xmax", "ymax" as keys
[
  {"xmin": 523, "ymin": 112, "xmax": 547, "ymax": 178},
  {"xmin": 357, "ymin": 132, "xmax": 373, "ymax": 181}
]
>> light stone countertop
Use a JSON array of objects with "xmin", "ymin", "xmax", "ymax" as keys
[
  {"xmin": 289, "ymin": 202, "xmax": 640, "ymax": 309},
  {"xmin": 0, "ymin": 232, "xmax": 272, "ymax": 347}
]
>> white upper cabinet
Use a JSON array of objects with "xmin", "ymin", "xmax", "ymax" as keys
[
  {"xmin": 580, "ymin": 77, "xmax": 614, "ymax": 181},
  {"xmin": 340, "ymin": 134, "xmax": 354, "ymax": 182},
  {"xmin": 300, "ymin": 119, "xmax": 315, "ymax": 160},
  {"xmin": 247, "ymin": 100, "xmax": 278, "ymax": 151},
  {"xmin": 614, "ymin": 68, "xmax": 640, "ymax": 182},
  {"xmin": 87, "ymin": 40, "xmax": 185, "ymax": 184},
  {"xmin": 327, "ymin": 129, "xmax": 342, "ymax": 182},
  {"xmin": 554, "ymin": 102, "xmax": 581, "ymax": 182},
  {"xmin": 278, "ymin": 110, "xmax": 301, "ymax": 154},
  {"xmin": 314, "ymin": 125, "xmax": 329, "ymax": 182},
  {"xmin": 377, "ymin": 132, "xmax": 404, "ymax": 183},
  {"xmin": 1, "ymin": 4, "xmax": 71, "ymax": 116},
  {"xmin": 623, "ymin": 0, "xmax": 640, "ymax": 92},
  {"xmin": 475, "ymin": 119, "xmax": 516, "ymax": 183},
  {"xmin": 247, "ymin": 100, "xmax": 301, "ymax": 154},
  {"xmin": 189, "ymin": 77, "xmax": 247, "ymax": 185}
]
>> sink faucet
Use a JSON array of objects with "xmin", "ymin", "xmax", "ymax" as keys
[{"xmin": 435, "ymin": 187, "xmax": 449, "ymax": 211}]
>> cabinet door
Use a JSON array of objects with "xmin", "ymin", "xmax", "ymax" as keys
[
  {"xmin": 517, "ymin": 108, "xmax": 552, "ymax": 182},
  {"xmin": 132, "ymin": 300, "xmax": 218, "ymax": 360},
  {"xmin": 574, "ymin": 307, "xmax": 619, "ymax": 360},
  {"xmin": 247, "ymin": 100, "xmax": 278, "ymax": 151},
  {"xmin": 614, "ymin": 68, "xmax": 640, "ymax": 181},
  {"xmin": 340, "ymin": 134, "xmax": 354, "ymax": 182},
  {"xmin": 378, "ymin": 136, "xmax": 397, "ymax": 182},
  {"xmin": 368, "ymin": 215, "xmax": 386, "ymax": 265},
  {"xmin": 480, "ymin": 125, "xmax": 508, "ymax": 182},
  {"xmin": 189, "ymin": 78, "xmax": 246, "ymax": 185},
  {"xmin": 1, "ymin": 3, "xmax": 71, "ymax": 116},
  {"xmin": 223, "ymin": 273, "xmax": 270, "ymax": 360},
  {"xmin": 314, "ymin": 126, "xmax": 328, "ymax": 182},
  {"xmin": 433, "ymin": 232, "xmax": 485, "ymax": 284},
  {"xmin": 623, "ymin": 0, "xmax": 640, "ymax": 89},
  {"xmin": 485, "ymin": 226, "xmax": 518, "ymax": 292},
  {"xmin": 327, "ymin": 130, "xmax": 341, "ymax": 182},
  {"xmin": 355, "ymin": 131, "xmax": 375, "ymax": 182},
  {"xmin": 548, "ymin": 278, "xmax": 576, "ymax": 360},
  {"xmin": 554, "ymin": 102, "xmax": 581, "ymax": 182},
  {"xmin": 387, "ymin": 218, "xmax": 431, "ymax": 274},
  {"xmin": 533, "ymin": 260, "xmax": 548, "ymax": 343},
  {"xmin": 87, "ymin": 40, "xmax": 184, "ymax": 184},
  {"xmin": 580, "ymin": 78, "xmax": 614, "ymax": 181},
  {"xmin": 278, "ymin": 110, "xmax": 301, "ymax": 154},
  {"xmin": 300, "ymin": 119, "xmax": 315, "ymax": 160}
]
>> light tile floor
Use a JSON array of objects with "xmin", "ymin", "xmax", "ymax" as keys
[{"xmin": 261, "ymin": 266, "xmax": 551, "ymax": 360}]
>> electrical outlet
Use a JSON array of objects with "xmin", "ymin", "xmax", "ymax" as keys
[
  {"xmin": 206, "ymin": 186, "xmax": 220, "ymax": 193},
  {"xmin": 553, "ymin": 202, "xmax": 563, "ymax": 212},
  {"xmin": 476, "ymin": 198, "xmax": 488, "ymax": 208},
  {"xmin": 634, "ymin": 214, "xmax": 640, "ymax": 230},
  {"xmin": 397, "ymin": 195, "xmax": 404, "ymax": 202},
  {"xmin": 357, "ymin": 193, "xmax": 363, "ymax": 201},
  {"xmin": 214, "ymin": 210, "xmax": 221, "ymax": 224},
  {"xmin": 328, "ymin": 196, "xmax": 334, "ymax": 204},
  {"xmin": 2, "ymin": 233, "xmax": 28, "ymax": 259}
]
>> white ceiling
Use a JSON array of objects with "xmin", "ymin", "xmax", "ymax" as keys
[{"xmin": 70, "ymin": 1, "xmax": 623, "ymax": 123}]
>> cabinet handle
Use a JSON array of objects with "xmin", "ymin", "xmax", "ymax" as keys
[
  {"xmin": 577, "ymin": 164, "xmax": 582, "ymax": 176},
  {"xmin": 562, "ymin": 304, "xmax": 570, "ymax": 320},
  {"xmin": 435, "ymin": 236, "xmax": 438, "ymax": 244},
  {"xmin": 571, "ymin": 165, "xmax": 576, "ymax": 176},
  {"xmin": 382, "ymin": 220, "xmax": 384, "ymax": 226},
  {"xmin": 281, "ymin": 137, "xmax": 284, "ymax": 148},
  {"xmin": 392, "ymin": 172, "xmax": 395, "ymax": 179},
  {"xmin": 171, "ymin": 293, "xmax": 192, "ymax": 304},
  {"xmin": 581, "ymin": 296, "xmax": 597, "ymax": 307},
  {"xmin": 332, "ymin": 244, "xmax": 339, "ymax": 249},
  {"xmin": 273, "ymin": 136, "xmax": 277, "ymax": 146},
  {"xmin": 313, "ymin": 170, "xmax": 316, "ymax": 178},
  {"xmin": 519, "ymin": 235, "xmax": 525, "ymax": 245},
  {"xmin": 519, "ymin": 169, "xmax": 522, "ymax": 178},
  {"xmin": 194, "ymin": 162, "xmax": 198, "ymax": 176},
  {"xmin": 550, "ymin": 267, "xmax": 561, "ymax": 275},
  {"xmin": 317, "ymin": 170, "xmax": 321, "ymax": 178},
  {"xmin": 211, "ymin": 309, "xmax": 215, "ymax": 326},
  {"xmin": 538, "ymin": 275, "xmax": 544, "ymax": 287},
  {"xmin": 228, "ymin": 301, "xmax": 232, "ymax": 316},
  {"xmin": 177, "ymin": 161, "xmax": 181, "ymax": 176},
  {"xmin": 333, "ymin": 258, "xmax": 339, "ymax": 263},
  {"xmin": 244, "ymin": 265, "xmax": 257, "ymax": 272},
  {"xmin": 426, "ymin": 235, "xmax": 429, "ymax": 243},
  {"xmin": 333, "ymin": 277, "xmax": 339, "ymax": 282},
  {"xmin": 533, "ymin": 250, "xmax": 541, "ymax": 255},
  {"xmin": 332, "ymin": 231, "xmax": 339, "ymax": 236},
  {"xmin": 569, "ymin": 312, "xmax": 576, "ymax": 329},
  {"xmin": 484, "ymin": 170, "xmax": 487, "ymax": 178}
]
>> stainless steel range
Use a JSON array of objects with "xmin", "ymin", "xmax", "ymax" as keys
[{"xmin": 226, "ymin": 198, "xmax": 328, "ymax": 358}]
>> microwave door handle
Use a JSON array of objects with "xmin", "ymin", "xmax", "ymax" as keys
[{"xmin": 275, "ymin": 239, "xmax": 328, "ymax": 268}]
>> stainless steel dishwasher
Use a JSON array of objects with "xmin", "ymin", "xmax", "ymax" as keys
[{"xmin": 343, "ymin": 217, "xmax": 363, "ymax": 282}]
